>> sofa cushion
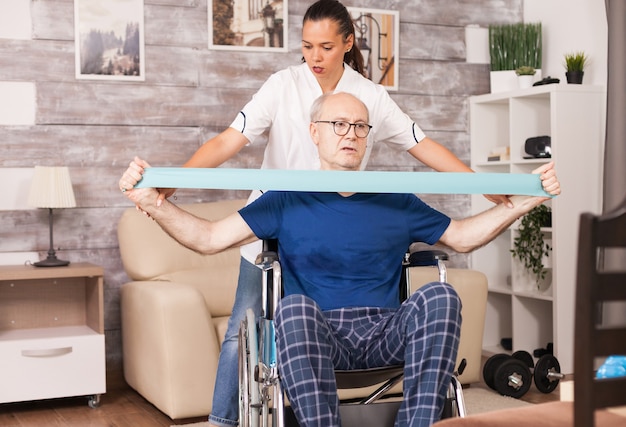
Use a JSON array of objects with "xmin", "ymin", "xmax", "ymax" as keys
[{"xmin": 154, "ymin": 264, "xmax": 239, "ymax": 318}]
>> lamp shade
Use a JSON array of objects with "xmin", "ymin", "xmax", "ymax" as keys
[{"xmin": 28, "ymin": 166, "xmax": 76, "ymax": 209}]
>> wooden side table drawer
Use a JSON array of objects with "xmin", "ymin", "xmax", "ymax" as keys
[{"xmin": 0, "ymin": 327, "xmax": 105, "ymax": 404}]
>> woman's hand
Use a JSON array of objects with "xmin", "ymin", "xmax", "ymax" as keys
[
  {"xmin": 534, "ymin": 161, "xmax": 561, "ymax": 196},
  {"xmin": 484, "ymin": 194, "xmax": 513, "ymax": 208}
]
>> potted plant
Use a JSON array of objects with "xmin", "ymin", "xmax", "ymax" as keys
[
  {"xmin": 564, "ymin": 51, "xmax": 588, "ymax": 84},
  {"xmin": 510, "ymin": 204, "xmax": 552, "ymax": 287},
  {"xmin": 515, "ymin": 66, "xmax": 536, "ymax": 89},
  {"xmin": 489, "ymin": 22, "xmax": 542, "ymax": 93}
]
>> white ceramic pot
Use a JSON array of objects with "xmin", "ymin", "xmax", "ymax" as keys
[{"xmin": 518, "ymin": 75, "xmax": 534, "ymax": 89}]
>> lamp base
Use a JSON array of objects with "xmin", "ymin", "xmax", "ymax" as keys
[{"xmin": 33, "ymin": 257, "xmax": 70, "ymax": 267}]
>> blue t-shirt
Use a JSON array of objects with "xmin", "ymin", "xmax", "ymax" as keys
[{"xmin": 239, "ymin": 192, "xmax": 451, "ymax": 311}]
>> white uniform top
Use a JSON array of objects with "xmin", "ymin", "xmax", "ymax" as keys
[{"xmin": 230, "ymin": 62, "xmax": 426, "ymax": 263}]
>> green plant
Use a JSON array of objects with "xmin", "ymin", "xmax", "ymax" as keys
[
  {"xmin": 489, "ymin": 23, "xmax": 542, "ymax": 71},
  {"xmin": 515, "ymin": 66, "xmax": 536, "ymax": 76},
  {"xmin": 563, "ymin": 51, "xmax": 588, "ymax": 72},
  {"xmin": 510, "ymin": 205, "xmax": 552, "ymax": 285}
]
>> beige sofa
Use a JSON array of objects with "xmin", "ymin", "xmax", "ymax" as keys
[
  {"xmin": 117, "ymin": 199, "xmax": 488, "ymax": 419},
  {"xmin": 118, "ymin": 199, "xmax": 247, "ymax": 419}
]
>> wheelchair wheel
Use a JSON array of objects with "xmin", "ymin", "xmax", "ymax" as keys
[{"xmin": 239, "ymin": 309, "xmax": 261, "ymax": 427}]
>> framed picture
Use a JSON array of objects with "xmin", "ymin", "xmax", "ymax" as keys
[
  {"xmin": 209, "ymin": 0, "xmax": 287, "ymax": 52},
  {"xmin": 74, "ymin": 0, "xmax": 146, "ymax": 81},
  {"xmin": 347, "ymin": 7, "xmax": 399, "ymax": 91}
]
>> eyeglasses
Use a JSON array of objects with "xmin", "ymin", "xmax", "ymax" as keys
[{"xmin": 315, "ymin": 120, "xmax": 372, "ymax": 138}]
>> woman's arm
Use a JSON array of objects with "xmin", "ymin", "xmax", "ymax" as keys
[
  {"xmin": 184, "ymin": 127, "xmax": 250, "ymax": 168},
  {"xmin": 408, "ymin": 136, "xmax": 513, "ymax": 207},
  {"xmin": 120, "ymin": 128, "xmax": 250, "ymax": 203},
  {"xmin": 407, "ymin": 136, "xmax": 472, "ymax": 172}
]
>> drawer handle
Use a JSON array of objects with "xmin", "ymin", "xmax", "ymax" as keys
[{"xmin": 21, "ymin": 347, "xmax": 73, "ymax": 358}]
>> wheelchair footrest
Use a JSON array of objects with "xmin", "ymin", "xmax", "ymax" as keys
[
  {"xmin": 340, "ymin": 400, "xmax": 401, "ymax": 427},
  {"xmin": 283, "ymin": 400, "xmax": 401, "ymax": 427}
]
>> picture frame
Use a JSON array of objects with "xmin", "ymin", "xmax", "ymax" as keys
[
  {"xmin": 74, "ymin": 0, "xmax": 146, "ymax": 81},
  {"xmin": 347, "ymin": 7, "xmax": 399, "ymax": 91},
  {"xmin": 209, "ymin": 0, "xmax": 288, "ymax": 52}
]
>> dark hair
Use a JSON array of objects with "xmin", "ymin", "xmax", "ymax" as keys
[{"xmin": 303, "ymin": 0, "xmax": 365, "ymax": 76}]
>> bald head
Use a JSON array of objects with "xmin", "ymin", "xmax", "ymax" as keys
[{"xmin": 310, "ymin": 92, "xmax": 369, "ymax": 123}]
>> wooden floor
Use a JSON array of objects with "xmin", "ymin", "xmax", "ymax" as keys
[
  {"xmin": 0, "ymin": 362, "xmax": 564, "ymax": 427},
  {"xmin": 0, "ymin": 370, "xmax": 206, "ymax": 427}
]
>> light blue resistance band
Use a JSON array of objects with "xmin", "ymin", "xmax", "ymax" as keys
[{"xmin": 135, "ymin": 168, "xmax": 550, "ymax": 197}]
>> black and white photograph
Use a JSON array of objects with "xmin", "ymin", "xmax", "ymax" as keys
[
  {"xmin": 74, "ymin": 0, "xmax": 145, "ymax": 81},
  {"xmin": 348, "ymin": 7, "xmax": 399, "ymax": 91},
  {"xmin": 209, "ymin": 0, "xmax": 287, "ymax": 52}
]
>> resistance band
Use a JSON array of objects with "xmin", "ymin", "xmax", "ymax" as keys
[{"xmin": 134, "ymin": 168, "xmax": 550, "ymax": 197}]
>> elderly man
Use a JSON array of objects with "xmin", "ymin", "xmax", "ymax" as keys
[{"xmin": 120, "ymin": 92, "xmax": 560, "ymax": 427}]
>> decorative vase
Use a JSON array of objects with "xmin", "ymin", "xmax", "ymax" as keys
[
  {"xmin": 566, "ymin": 71, "xmax": 584, "ymax": 84},
  {"xmin": 517, "ymin": 75, "xmax": 534, "ymax": 89},
  {"xmin": 491, "ymin": 69, "xmax": 542, "ymax": 93},
  {"xmin": 490, "ymin": 70, "xmax": 518, "ymax": 93}
]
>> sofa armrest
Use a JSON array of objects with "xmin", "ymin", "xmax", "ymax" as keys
[{"xmin": 121, "ymin": 280, "xmax": 220, "ymax": 419}]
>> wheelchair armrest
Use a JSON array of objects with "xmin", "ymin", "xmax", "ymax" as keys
[
  {"xmin": 406, "ymin": 249, "xmax": 449, "ymax": 267},
  {"xmin": 256, "ymin": 239, "xmax": 279, "ymax": 269},
  {"xmin": 255, "ymin": 250, "xmax": 279, "ymax": 269}
]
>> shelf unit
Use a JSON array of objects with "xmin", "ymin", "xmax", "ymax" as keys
[
  {"xmin": 0, "ymin": 263, "xmax": 106, "ymax": 407},
  {"xmin": 469, "ymin": 84, "xmax": 606, "ymax": 374}
]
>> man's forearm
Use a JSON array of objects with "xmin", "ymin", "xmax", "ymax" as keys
[
  {"xmin": 137, "ymin": 194, "xmax": 257, "ymax": 255},
  {"xmin": 442, "ymin": 195, "xmax": 547, "ymax": 253},
  {"xmin": 142, "ymin": 199, "xmax": 218, "ymax": 254}
]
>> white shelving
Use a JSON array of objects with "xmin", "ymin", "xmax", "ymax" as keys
[{"xmin": 469, "ymin": 84, "xmax": 606, "ymax": 374}]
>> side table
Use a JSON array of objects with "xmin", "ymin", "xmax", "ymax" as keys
[{"xmin": 0, "ymin": 262, "xmax": 106, "ymax": 407}]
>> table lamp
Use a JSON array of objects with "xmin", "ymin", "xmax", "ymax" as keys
[{"xmin": 28, "ymin": 166, "xmax": 76, "ymax": 267}]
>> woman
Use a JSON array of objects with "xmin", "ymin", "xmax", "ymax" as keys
[{"xmin": 119, "ymin": 1, "xmax": 507, "ymax": 426}]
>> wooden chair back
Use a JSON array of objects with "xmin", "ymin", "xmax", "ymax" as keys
[{"xmin": 574, "ymin": 197, "xmax": 626, "ymax": 426}]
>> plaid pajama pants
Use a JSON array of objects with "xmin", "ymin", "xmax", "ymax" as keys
[{"xmin": 275, "ymin": 281, "xmax": 462, "ymax": 427}]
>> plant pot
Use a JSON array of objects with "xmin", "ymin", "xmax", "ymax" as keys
[
  {"xmin": 566, "ymin": 71, "xmax": 584, "ymax": 84},
  {"xmin": 517, "ymin": 75, "xmax": 534, "ymax": 89},
  {"xmin": 537, "ymin": 269, "xmax": 553, "ymax": 293}
]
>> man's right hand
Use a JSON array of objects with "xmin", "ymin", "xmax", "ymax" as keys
[
  {"xmin": 119, "ymin": 156, "xmax": 149, "ymax": 194},
  {"xmin": 119, "ymin": 157, "xmax": 162, "ymax": 214},
  {"xmin": 119, "ymin": 157, "xmax": 176, "ymax": 207}
]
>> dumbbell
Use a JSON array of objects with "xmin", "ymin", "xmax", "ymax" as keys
[
  {"xmin": 533, "ymin": 353, "xmax": 565, "ymax": 393},
  {"xmin": 483, "ymin": 351, "xmax": 532, "ymax": 398},
  {"xmin": 483, "ymin": 351, "xmax": 565, "ymax": 398}
]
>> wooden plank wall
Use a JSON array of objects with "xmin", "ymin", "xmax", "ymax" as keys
[{"xmin": 0, "ymin": 0, "xmax": 522, "ymax": 373}]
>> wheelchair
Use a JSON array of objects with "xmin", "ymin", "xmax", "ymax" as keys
[{"xmin": 238, "ymin": 243, "xmax": 467, "ymax": 427}]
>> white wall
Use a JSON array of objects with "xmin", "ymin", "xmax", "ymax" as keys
[
  {"xmin": 0, "ymin": 0, "xmax": 36, "ymax": 214},
  {"xmin": 525, "ymin": 0, "xmax": 607, "ymax": 86},
  {"xmin": 1, "ymin": 1, "xmax": 37, "ymax": 264},
  {"xmin": 0, "ymin": 82, "xmax": 36, "ymax": 125},
  {"xmin": 0, "ymin": 0, "xmax": 31, "ymax": 40},
  {"xmin": 0, "ymin": 0, "xmax": 36, "ymax": 128}
]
